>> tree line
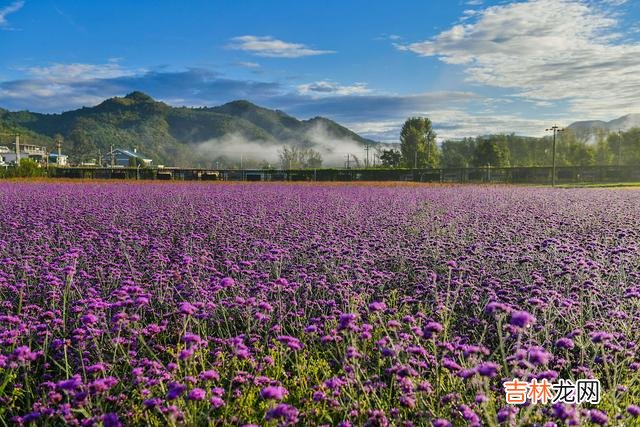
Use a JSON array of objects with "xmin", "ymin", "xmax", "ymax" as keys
[{"xmin": 377, "ymin": 117, "xmax": 640, "ymax": 169}]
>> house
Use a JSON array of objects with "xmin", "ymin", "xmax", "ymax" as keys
[
  {"xmin": 48, "ymin": 152, "xmax": 69, "ymax": 166},
  {"xmin": 104, "ymin": 148, "xmax": 152, "ymax": 167},
  {"xmin": 0, "ymin": 146, "xmax": 10, "ymax": 165},
  {"xmin": 0, "ymin": 143, "xmax": 48, "ymax": 165}
]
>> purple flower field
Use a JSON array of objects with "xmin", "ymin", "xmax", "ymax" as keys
[{"xmin": 0, "ymin": 182, "xmax": 639, "ymax": 426}]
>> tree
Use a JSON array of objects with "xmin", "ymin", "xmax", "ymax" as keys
[
  {"xmin": 306, "ymin": 149, "xmax": 323, "ymax": 168},
  {"xmin": 557, "ymin": 129, "xmax": 594, "ymax": 166},
  {"xmin": 279, "ymin": 146, "xmax": 302, "ymax": 169},
  {"xmin": 594, "ymin": 131, "xmax": 614, "ymax": 166},
  {"xmin": 473, "ymin": 138, "xmax": 510, "ymax": 167},
  {"xmin": 400, "ymin": 117, "xmax": 438, "ymax": 168},
  {"xmin": 279, "ymin": 145, "xmax": 323, "ymax": 169},
  {"xmin": 441, "ymin": 138, "xmax": 475, "ymax": 168},
  {"xmin": 379, "ymin": 149, "xmax": 401, "ymax": 168}
]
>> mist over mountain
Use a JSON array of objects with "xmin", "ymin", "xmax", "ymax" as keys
[
  {"xmin": 568, "ymin": 114, "xmax": 640, "ymax": 143},
  {"xmin": 0, "ymin": 92, "xmax": 378, "ymax": 167}
]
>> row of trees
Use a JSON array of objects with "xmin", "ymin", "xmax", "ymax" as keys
[
  {"xmin": 378, "ymin": 117, "xmax": 640, "ymax": 169},
  {"xmin": 278, "ymin": 146, "xmax": 323, "ymax": 169}
]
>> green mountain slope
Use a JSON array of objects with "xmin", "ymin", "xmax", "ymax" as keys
[{"xmin": 0, "ymin": 92, "xmax": 377, "ymax": 167}]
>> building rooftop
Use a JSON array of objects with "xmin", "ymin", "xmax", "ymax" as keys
[{"xmin": 113, "ymin": 148, "xmax": 152, "ymax": 162}]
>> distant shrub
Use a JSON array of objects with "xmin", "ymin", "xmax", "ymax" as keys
[{"xmin": 0, "ymin": 158, "xmax": 48, "ymax": 178}]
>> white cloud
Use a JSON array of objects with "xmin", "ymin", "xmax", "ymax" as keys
[
  {"xmin": 0, "ymin": 62, "xmax": 140, "ymax": 108},
  {"xmin": 234, "ymin": 61, "xmax": 261, "ymax": 69},
  {"xmin": 228, "ymin": 35, "xmax": 335, "ymax": 58},
  {"xmin": 297, "ymin": 80, "xmax": 371, "ymax": 97},
  {"xmin": 375, "ymin": 33, "xmax": 402, "ymax": 41},
  {"xmin": 396, "ymin": 0, "xmax": 640, "ymax": 118},
  {"xmin": 348, "ymin": 110, "xmax": 555, "ymax": 143},
  {"xmin": 0, "ymin": 0, "xmax": 24, "ymax": 28},
  {"xmin": 25, "ymin": 62, "xmax": 136, "ymax": 83}
]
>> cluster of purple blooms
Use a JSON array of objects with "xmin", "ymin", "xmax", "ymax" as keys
[{"xmin": 0, "ymin": 182, "xmax": 639, "ymax": 425}]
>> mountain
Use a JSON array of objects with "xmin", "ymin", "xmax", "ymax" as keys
[
  {"xmin": 0, "ymin": 92, "xmax": 377, "ymax": 167},
  {"xmin": 568, "ymin": 114, "xmax": 640, "ymax": 143}
]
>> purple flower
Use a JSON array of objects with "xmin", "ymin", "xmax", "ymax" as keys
[
  {"xmin": 304, "ymin": 325, "xmax": 318, "ymax": 333},
  {"xmin": 459, "ymin": 404, "xmax": 480, "ymax": 425},
  {"xmin": 220, "ymin": 277, "xmax": 235, "ymax": 287},
  {"xmin": 627, "ymin": 405, "xmax": 640, "ymax": 417},
  {"xmin": 167, "ymin": 383, "xmax": 186, "ymax": 400},
  {"xmin": 368, "ymin": 301, "xmax": 387, "ymax": 312},
  {"xmin": 57, "ymin": 375, "xmax": 82, "ymax": 391},
  {"xmin": 182, "ymin": 333, "xmax": 203, "ymax": 344},
  {"xmin": 210, "ymin": 396, "xmax": 225, "ymax": 408},
  {"xmin": 589, "ymin": 409, "xmax": 608, "ymax": 425},
  {"xmin": 261, "ymin": 385, "xmax": 288, "ymax": 400},
  {"xmin": 338, "ymin": 313, "xmax": 357, "ymax": 331},
  {"xmin": 497, "ymin": 406, "xmax": 518, "ymax": 423},
  {"xmin": 277, "ymin": 335, "xmax": 303, "ymax": 351},
  {"xmin": 265, "ymin": 403, "xmax": 299, "ymax": 424},
  {"xmin": 485, "ymin": 301, "xmax": 509, "ymax": 314},
  {"xmin": 589, "ymin": 331, "xmax": 613, "ymax": 343},
  {"xmin": 346, "ymin": 346, "xmax": 362, "ymax": 359},
  {"xmin": 423, "ymin": 321, "xmax": 444, "ymax": 338},
  {"xmin": 12, "ymin": 346, "xmax": 39, "ymax": 363},
  {"xmin": 179, "ymin": 302, "xmax": 197, "ymax": 315},
  {"xmin": 442, "ymin": 358, "xmax": 461, "ymax": 372},
  {"xmin": 477, "ymin": 362, "xmax": 499, "ymax": 377},
  {"xmin": 528, "ymin": 347, "xmax": 552, "ymax": 365},
  {"xmin": 188, "ymin": 388, "xmax": 206, "ymax": 401},
  {"xmin": 432, "ymin": 419, "xmax": 452, "ymax": 427},
  {"xmin": 554, "ymin": 337, "xmax": 574, "ymax": 349},
  {"xmin": 510, "ymin": 311, "xmax": 536, "ymax": 328},
  {"xmin": 199, "ymin": 370, "xmax": 220, "ymax": 381},
  {"xmin": 143, "ymin": 398, "xmax": 162, "ymax": 409},
  {"xmin": 312, "ymin": 391, "xmax": 325, "ymax": 401},
  {"xmin": 102, "ymin": 413, "xmax": 122, "ymax": 427},
  {"xmin": 81, "ymin": 313, "xmax": 98, "ymax": 325}
]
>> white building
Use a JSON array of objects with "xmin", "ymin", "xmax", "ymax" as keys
[{"xmin": 0, "ymin": 143, "xmax": 63, "ymax": 165}]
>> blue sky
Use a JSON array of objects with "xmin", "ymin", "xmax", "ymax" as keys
[{"xmin": 1, "ymin": 0, "xmax": 640, "ymax": 142}]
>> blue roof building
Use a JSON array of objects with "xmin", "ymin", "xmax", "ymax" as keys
[{"xmin": 105, "ymin": 148, "xmax": 152, "ymax": 167}]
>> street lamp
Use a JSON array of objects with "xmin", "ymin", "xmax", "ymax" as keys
[{"xmin": 545, "ymin": 125, "xmax": 564, "ymax": 187}]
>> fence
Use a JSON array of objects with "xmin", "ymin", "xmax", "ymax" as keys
[{"xmin": 42, "ymin": 165, "xmax": 640, "ymax": 185}]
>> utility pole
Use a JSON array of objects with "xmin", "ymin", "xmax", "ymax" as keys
[
  {"xmin": 364, "ymin": 144, "xmax": 370, "ymax": 168},
  {"xmin": 56, "ymin": 137, "xmax": 62, "ymax": 165},
  {"xmin": 426, "ymin": 137, "xmax": 430, "ymax": 169},
  {"xmin": 110, "ymin": 144, "xmax": 115, "ymax": 168},
  {"xmin": 346, "ymin": 153, "xmax": 350, "ymax": 169},
  {"xmin": 414, "ymin": 148, "xmax": 417, "ymax": 169},
  {"xmin": 617, "ymin": 129, "xmax": 622, "ymax": 168},
  {"xmin": 545, "ymin": 125, "xmax": 564, "ymax": 187},
  {"xmin": 15, "ymin": 134, "xmax": 20, "ymax": 164}
]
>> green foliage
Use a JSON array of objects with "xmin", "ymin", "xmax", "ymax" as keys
[
  {"xmin": 474, "ymin": 138, "xmax": 510, "ymax": 167},
  {"xmin": 0, "ymin": 158, "xmax": 47, "ymax": 178},
  {"xmin": 400, "ymin": 117, "xmax": 439, "ymax": 168},
  {"xmin": 439, "ymin": 130, "xmax": 639, "ymax": 168},
  {"xmin": 378, "ymin": 148, "xmax": 402, "ymax": 168},
  {"xmin": 441, "ymin": 138, "xmax": 475, "ymax": 168}
]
